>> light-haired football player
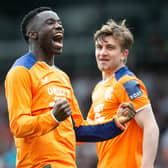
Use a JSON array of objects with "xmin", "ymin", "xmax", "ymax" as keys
[{"xmin": 87, "ymin": 19, "xmax": 159, "ymax": 168}]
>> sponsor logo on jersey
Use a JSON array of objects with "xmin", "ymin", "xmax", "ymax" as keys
[{"xmin": 123, "ymin": 80, "xmax": 143, "ymax": 100}]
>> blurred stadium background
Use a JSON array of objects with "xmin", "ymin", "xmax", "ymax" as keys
[{"xmin": 0, "ymin": 0, "xmax": 168, "ymax": 167}]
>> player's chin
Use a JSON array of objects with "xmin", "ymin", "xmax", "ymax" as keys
[{"xmin": 98, "ymin": 66, "xmax": 108, "ymax": 72}]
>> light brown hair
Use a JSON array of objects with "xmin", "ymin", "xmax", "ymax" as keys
[{"xmin": 94, "ymin": 19, "xmax": 134, "ymax": 51}]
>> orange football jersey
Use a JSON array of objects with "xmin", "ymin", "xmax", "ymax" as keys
[
  {"xmin": 5, "ymin": 52, "xmax": 125, "ymax": 168},
  {"xmin": 87, "ymin": 66, "xmax": 151, "ymax": 168}
]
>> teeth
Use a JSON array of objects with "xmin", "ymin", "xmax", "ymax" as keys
[
  {"xmin": 56, "ymin": 33, "xmax": 62, "ymax": 37},
  {"xmin": 53, "ymin": 33, "xmax": 63, "ymax": 41}
]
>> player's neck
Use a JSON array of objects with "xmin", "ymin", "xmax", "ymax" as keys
[
  {"xmin": 102, "ymin": 72, "xmax": 114, "ymax": 81},
  {"xmin": 29, "ymin": 48, "xmax": 55, "ymax": 66},
  {"xmin": 102, "ymin": 65, "xmax": 125, "ymax": 81}
]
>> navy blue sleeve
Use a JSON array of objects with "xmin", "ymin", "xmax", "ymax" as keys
[{"xmin": 74, "ymin": 119, "xmax": 124, "ymax": 142}]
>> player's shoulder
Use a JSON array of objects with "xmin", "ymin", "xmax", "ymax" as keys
[
  {"xmin": 114, "ymin": 66, "xmax": 144, "ymax": 85},
  {"xmin": 12, "ymin": 52, "xmax": 36, "ymax": 70},
  {"xmin": 114, "ymin": 66, "xmax": 143, "ymax": 86},
  {"xmin": 114, "ymin": 66, "xmax": 146, "ymax": 100},
  {"xmin": 114, "ymin": 66, "xmax": 135, "ymax": 82},
  {"xmin": 6, "ymin": 52, "xmax": 36, "ymax": 80}
]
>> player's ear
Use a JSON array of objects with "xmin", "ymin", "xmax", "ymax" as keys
[
  {"xmin": 27, "ymin": 31, "xmax": 38, "ymax": 40},
  {"xmin": 121, "ymin": 49, "xmax": 129, "ymax": 62},
  {"xmin": 123, "ymin": 49, "xmax": 129, "ymax": 58}
]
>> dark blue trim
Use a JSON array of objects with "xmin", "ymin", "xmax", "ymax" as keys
[
  {"xmin": 12, "ymin": 52, "xmax": 36, "ymax": 70},
  {"xmin": 43, "ymin": 164, "xmax": 51, "ymax": 168},
  {"xmin": 115, "ymin": 66, "xmax": 134, "ymax": 81},
  {"xmin": 43, "ymin": 165, "xmax": 51, "ymax": 168},
  {"xmin": 74, "ymin": 119, "xmax": 123, "ymax": 142}
]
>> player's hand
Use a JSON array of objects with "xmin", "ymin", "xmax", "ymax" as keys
[
  {"xmin": 116, "ymin": 102, "xmax": 136, "ymax": 124},
  {"xmin": 52, "ymin": 98, "xmax": 72, "ymax": 122}
]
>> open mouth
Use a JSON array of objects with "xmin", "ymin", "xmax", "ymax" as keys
[
  {"xmin": 53, "ymin": 32, "xmax": 63, "ymax": 42},
  {"xmin": 52, "ymin": 32, "xmax": 64, "ymax": 49}
]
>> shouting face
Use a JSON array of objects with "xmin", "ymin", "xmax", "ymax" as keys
[{"xmin": 28, "ymin": 10, "xmax": 64, "ymax": 55}]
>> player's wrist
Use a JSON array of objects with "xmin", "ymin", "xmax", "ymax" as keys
[{"xmin": 50, "ymin": 110, "xmax": 61, "ymax": 124}]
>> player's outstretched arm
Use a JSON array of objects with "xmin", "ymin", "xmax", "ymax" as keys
[
  {"xmin": 74, "ymin": 102, "xmax": 135, "ymax": 142},
  {"xmin": 74, "ymin": 102, "xmax": 136, "ymax": 142}
]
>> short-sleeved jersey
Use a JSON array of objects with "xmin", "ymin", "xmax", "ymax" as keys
[
  {"xmin": 87, "ymin": 66, "xmax": 151, "ymax": 168},
  {"xmin": 5, "ymin": 52, "xmax": 124, "ymax": 168}
]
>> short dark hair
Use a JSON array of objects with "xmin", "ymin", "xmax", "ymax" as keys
[{"xmin": 20, "ymin": 6, "xmax": 54, "ymax": 43}]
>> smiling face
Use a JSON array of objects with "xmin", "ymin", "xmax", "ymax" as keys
[
  {"xmin": 28, "ymin": 10, "xmax": 64, "ymax": 55},
  {"xmin": 95, "ymin": 35, "xmax": 128, "ymax": 74}
]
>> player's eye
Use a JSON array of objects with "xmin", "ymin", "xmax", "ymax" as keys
[
  {"xmin": 46, "ymin": 19, "xmax": 55, "ymax": 25},
  {"xmin": 96, "ymin": 45, "xmax": 102, "ymax": 49},
  {"xmin": 57, "ymin": 20, "xmax": 62, "ymax": 25}
]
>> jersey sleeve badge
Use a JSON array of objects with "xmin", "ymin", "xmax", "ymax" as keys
[{"xmin": 123, "ymin": 80, "xmax": 142, "ymax": 100}]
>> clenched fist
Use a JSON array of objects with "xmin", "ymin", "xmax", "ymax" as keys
[
  {"xmin": 52, "ymin": 98, "xmax": 72, "ymax": 123},
  {"xmin": 116, "ymin": 102, "xmax": 136, "ymax": 124}
]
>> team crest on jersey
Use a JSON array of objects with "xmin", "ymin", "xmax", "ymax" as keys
[{"xmin": 105, "ymin": 87, "xmax": 113, "ymax": 100}]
